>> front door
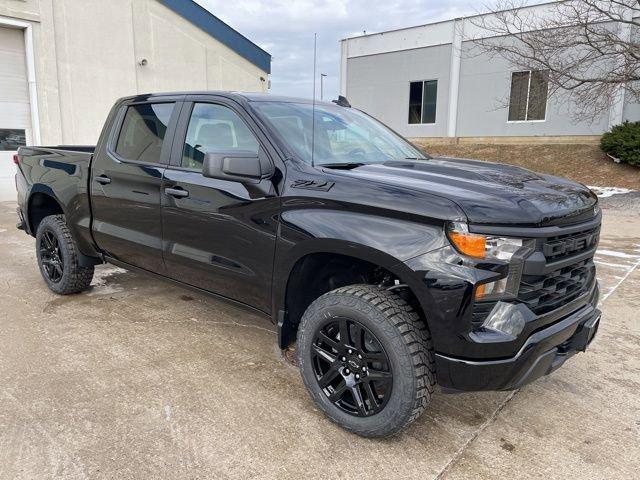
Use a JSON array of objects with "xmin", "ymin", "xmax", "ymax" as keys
[
  {"xmin": 161, "ymin": 99, "xmax": 279, "ymax": 312},
  {"xmin": 91, "ymin": 100, "xmax": 180, "ymax": 273}
]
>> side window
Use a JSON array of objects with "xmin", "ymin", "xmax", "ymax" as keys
[
  {"xmin": 115, "ymin": 103, "xmax": 174, "ymax": 163},
  {"xmin": 182, "ymin": 103, "xmax": 260, "ymax": 170}
]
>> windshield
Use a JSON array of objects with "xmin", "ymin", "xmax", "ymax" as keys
[{"xmin": 252, "ymin": 101, "xmax": 429, "ymax": 165}]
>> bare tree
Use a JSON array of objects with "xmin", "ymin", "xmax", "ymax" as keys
[{"xmin": 467, "ymin": 0, "xmax": 640, "ymax": 122}]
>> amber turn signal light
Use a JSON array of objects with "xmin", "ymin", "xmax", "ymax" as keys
[
  {"xmin": 447, "ymin": 230, "xmax": 487, "ymax": 258},
  {"xmin": 475, "ymin": 283, "xmax": 486, "ymax": 298}
]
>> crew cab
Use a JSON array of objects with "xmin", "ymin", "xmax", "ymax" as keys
[{"xmin": 15, "ymin": 91, "xmax": 602, "ymax": 437}]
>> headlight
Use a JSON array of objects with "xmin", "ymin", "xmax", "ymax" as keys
[
  {"xmin": 446, "ymin": 222, "xmax": 524, "ymax": 261},
  {"xmin": 446, "ymin": 222, "xmax": 533, "ymax": 299}
]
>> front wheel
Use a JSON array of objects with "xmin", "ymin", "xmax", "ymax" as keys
[
  {"xmin": 297, "ymin": 284, "xmax": 435, "ymax": 437},
  {"xmin": 35, "ymin": 214, "xmax": 94, "ymax": 295}
]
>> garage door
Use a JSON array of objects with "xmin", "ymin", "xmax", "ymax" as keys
[{"xmin": 0, "ymin": 26, "xmax": 30, "ymax": 201}]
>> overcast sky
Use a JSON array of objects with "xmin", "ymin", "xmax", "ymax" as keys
[{"xmin": 195, "ymin": 0, "xmax": 506, "ymax": 100}]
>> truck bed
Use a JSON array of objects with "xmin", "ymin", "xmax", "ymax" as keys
[
  {"xmin": 15, "ymin": 144, "xmax": 97, "ymax": 259},
  {"xmin": 23, "ymin": 145, "xmax": 95, "ymax": 154}
]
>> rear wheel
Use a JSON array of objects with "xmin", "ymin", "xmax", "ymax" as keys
[
  {"xmin": 297, "ymin": 284, "xmax": 435, "ymax": 437},
  {"xmin": 36, "ymin": 215, "xmax": 94, "ymax": 294}
]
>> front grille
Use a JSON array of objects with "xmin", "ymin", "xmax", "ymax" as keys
[
  {"xmin": 518, "ymin": 258, "xmax": 596, "ymax": 315},
  {"xmin": 542, "ymin": 226, "xmax": 599, "ymax": 262},
  {"xmin": 471, "ymin": 219, "xmax": 600, "ymax": 328}
]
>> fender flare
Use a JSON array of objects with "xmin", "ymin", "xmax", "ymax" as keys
[
  {"xmin": 271, "ymin": 238, "xmax": 431, "ymax": 348},
  {"xmin": 25, "ymin": 184, "xmax": 66, "ymax": 234}
]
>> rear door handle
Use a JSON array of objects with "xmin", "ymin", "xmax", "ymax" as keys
[
  {"xmin": 95, "ymin": 175, "xmax": 111, "ymax": 185},
  {"xmin": 165, "ymin": 187, "xmax": 189, "ymax": 198}
]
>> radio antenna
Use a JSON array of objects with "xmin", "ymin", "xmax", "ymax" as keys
[{"xmin": 311, "ymin": 33, "xmax": 317, "ymax": 168}]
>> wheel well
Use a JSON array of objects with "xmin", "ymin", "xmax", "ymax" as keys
[
  {"xmin": 280, "ymin": 253, "xmax": 425, "ymax": 348},
  {"xmin": 28, "ymin": 193, "xmax": 63, "ymax": 234}
]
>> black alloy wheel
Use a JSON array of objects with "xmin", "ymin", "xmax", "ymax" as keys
[
  {"xmin": 298, "ymin": 284, "xmax": 436, "ymax": 437},
  {"xmin": 39, "ymin": 229, "xmax": 64, "ymax": 283},
  {"xmin": 35, "ymin": 214, "xmax": 94, "ymax": 295},
  {"xmin": 311, "ymin": 317, "xmax": 392, "ymax": 417}
]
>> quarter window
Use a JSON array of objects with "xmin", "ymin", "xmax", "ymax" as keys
[
  {"xmin": 508, "ymin": 70, "xmax": 549, "ymax": 121},
  {"xmin": 182, "ymin": 103, "xmax": 259, "ymax": 170},
  {"xmin": 408, "ymin": 80, "xmax": 438, "ymax": 124},
  {"xmin": 115, "ymin": 103, "xmax": 174, "ymax": 163}
]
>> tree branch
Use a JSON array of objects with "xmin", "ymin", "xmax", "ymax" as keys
[{"xmin": 466, "ymin": 0, "xmax": 640, "ymax": 122}]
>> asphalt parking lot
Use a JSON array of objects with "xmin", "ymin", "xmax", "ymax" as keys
[{"xmin": 1, "ymin": 197, "xmax": 639, "ymax": 479}]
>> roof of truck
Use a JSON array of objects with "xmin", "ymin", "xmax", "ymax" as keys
[
  {"xmin": 236, "ymin": 93, "xmax": 338, "ymax": 106},
  {"xmin": 121, "ymin": 91, "xmax": 339, "ymax": 107}
]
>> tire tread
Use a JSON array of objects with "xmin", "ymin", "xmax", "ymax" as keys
[
  {"xmin": 36, "ymin": 214, "xmax": 94, "ymax": 294},
  {"xmin": 297, "ymin": 284, "xmax": 436, "ymax": 437}
]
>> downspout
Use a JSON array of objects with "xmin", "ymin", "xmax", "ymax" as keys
[
  {"xmin": 24, "ymin": 23, "xmax": 41, "ymax": 145},
  {"xmin": 447, "ymin": 18, "xmax": 463, "ymax": 139}
]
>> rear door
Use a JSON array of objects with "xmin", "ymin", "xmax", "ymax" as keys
[
  {"xmin": 161, "ymin": 96, "xmax": 280, "ymax": 312},
  {"xmin": 90, "ymin": 97, "xmax": 182, "ymax": 273}
]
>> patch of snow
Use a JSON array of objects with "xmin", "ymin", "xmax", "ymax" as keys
[
  {"xmin": 587, "ymin": 186, "xmax": 634, "ymax": 198},
  {"xmin": 596, "ymin": 249, "xmax": 640, "ymax": 259},
  {"xmin": 594, "ymin": 260, "xmax": 633, "ymax": 269},
  {"xmin": 87, "ymin": 265, "xmax": 128, "ymax": 296}
]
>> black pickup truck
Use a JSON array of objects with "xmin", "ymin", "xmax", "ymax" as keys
[{"xmin": 15, "ymin": 92, "xmax": 601, "ymax": 437}]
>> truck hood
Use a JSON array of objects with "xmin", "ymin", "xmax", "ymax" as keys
[{"xmin": 326, "ymin": 158, "xmax": 598, "ymax": 226}]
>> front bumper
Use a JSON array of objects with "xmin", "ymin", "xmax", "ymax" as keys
[{"xmin": 435, "ymin": 303, "xmax": 601, "ymax": 392}]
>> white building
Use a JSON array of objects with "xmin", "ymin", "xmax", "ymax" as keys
[
  {"xmin": 340, "ymin": 1, "xmax": 638, "ymax": 142},
  {"xmin": 0, "ymin": 0, "xmax": 270, "ymax": 199}
]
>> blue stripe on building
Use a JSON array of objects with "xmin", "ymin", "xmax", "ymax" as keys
[{"xmin": 157, "ymin": 0, "xmax": 271, "ymax": 74}]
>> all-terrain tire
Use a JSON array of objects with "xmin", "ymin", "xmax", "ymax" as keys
[
  {"xmin": 35, "ymin": 214, "xmax": 94, "ymax": 294},
  {"xmin": 297, "ymin": 284, "xmax": 436, "ymax": 437}
]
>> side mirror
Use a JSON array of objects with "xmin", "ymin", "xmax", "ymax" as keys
[{"xmin": 202, "ymin": 149, "xmax": 274, "ymax": 183}]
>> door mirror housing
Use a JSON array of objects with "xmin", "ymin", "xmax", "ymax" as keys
[{"xmin": 202, "ymin": 149, "xmax": 274, "ymax": 183}]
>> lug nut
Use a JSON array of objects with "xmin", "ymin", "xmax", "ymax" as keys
[
  {"xmin": 345, "ymin": 368, "xmax": 350, "ymax": 374},
  {"xmin": 341, "ymin": 356, "xmax": 346, "ymax": 362},
  {"xmin": 362, "ymin": 366, "xmax": 367, "ymax": 371},
  {"xmin": 348, "ymin": 349, "xmax": 353, "ymax": 354},
  {"xmin": 358, "ymin": 354, "xmax": 362, "ymax": 359},
  {"xmin": 355, "ymin": 374, "xmax": 360, "ymax": 380}
]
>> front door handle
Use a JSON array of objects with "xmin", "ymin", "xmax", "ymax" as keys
[
  {"xmin": 165, "ymin": 187, "xmax": 189, "ymax": 198},
  {"xmin": 95, "ymin": 175, "xmax": 111, "ymax": 185}
]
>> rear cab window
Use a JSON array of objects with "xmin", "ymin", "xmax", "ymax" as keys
[{"xmin": 115, "ymin": 103, "xmax": 175, "ymax": 163}]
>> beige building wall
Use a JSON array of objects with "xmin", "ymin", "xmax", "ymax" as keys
[{"xmin": 0, "ymin": 0, "xmax": 269, "ymax": 146}]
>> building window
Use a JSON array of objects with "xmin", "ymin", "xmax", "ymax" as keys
[
  {"xmin": 508, "ymin": 70, "xmax": 549, "ymax": 122},
  {"xmin": 0, "ymin": 129, "xmax": 26, "ymax": 151},
  {"xmin": 408, "ymin": 80, "xmax": 438, "ymax": 124}
]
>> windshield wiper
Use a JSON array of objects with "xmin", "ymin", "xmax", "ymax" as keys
[{"xmin": 318, "ymin": 162, "xmax": 367, "ymax": 170}]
